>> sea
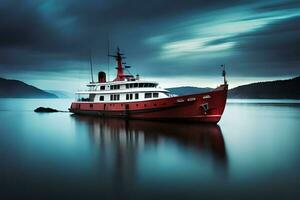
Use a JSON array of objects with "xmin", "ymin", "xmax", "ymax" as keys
[{"xmin": 0, "ymin": 98, "xmax": 300, "ymax": 200}]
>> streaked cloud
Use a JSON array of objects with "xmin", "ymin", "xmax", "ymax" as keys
[
  {"xmin": 149, "ymin": 3, "xmax": 300, "ymax": 60},
  {"xmin": 161, "ymin": 37, "xmax": 235, "ymax": 58}
]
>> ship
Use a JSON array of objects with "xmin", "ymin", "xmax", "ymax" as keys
[{"xmin": 69, "ymin": 48, "xmax": 228, "ymax": 123}]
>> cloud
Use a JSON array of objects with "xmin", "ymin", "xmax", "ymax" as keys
[{"xmin": 0, "ymin": 0, "xmax": 299, "ymax": 81}]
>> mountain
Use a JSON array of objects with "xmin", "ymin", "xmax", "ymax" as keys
[
  {"xmin": 167, "ymin": 86, "xmax": 213, "ymax": 95},
  {"xmin": 229, "ymin": 76, "xmax": 300, "ymax": 99},
  {"xmin": 0, "ymin": 77, "xmax": 57, "ymax": 98}
]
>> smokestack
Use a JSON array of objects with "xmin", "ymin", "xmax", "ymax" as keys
[{"xmin": 98, "ymin": 71, "xmax": 106, "ymax": 83}]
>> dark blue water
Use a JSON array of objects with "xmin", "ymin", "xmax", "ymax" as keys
[{"xmin": 1, "ymin": 99, "xmax": 300, "ymax": 200}]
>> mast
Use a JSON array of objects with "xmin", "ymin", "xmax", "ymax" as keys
[
  {"xmin": 109, "ymin": 47, "xmax": 126, "ymax": 81},
  {"xmin": 116, "ymin": 47, "xmax": 124, "ymax": 80}
]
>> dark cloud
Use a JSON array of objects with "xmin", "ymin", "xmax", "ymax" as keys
[
  {"xmin": 0, "ymin": 0, "xmax": 299, "ymax": 80},
  {"xmin": 227, "ymin": 16, "xmax": 300, "ymax": 76},
  {"xmin": 256, "ymin": 0, "xmax": 300, "ymax": 12},
  {"xmin": 204, "ymin": 15, "xmax": 300, "ymax": 62},
  {"xmin": 0, "ymin": 0, "xmax": 249, "ymax": 69}
]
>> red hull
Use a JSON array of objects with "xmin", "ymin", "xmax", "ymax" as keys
[{"xmin": 69, "ymin": 84, "xmax": 228, "ymax": 123}]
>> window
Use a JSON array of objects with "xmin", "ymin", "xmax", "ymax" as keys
[
  {"xmin": 126, "ymin": 93, "xmax": 133, "ymax": 100},
  {"xmin": 153, "ymin": 93, "xmax": 159, "ymax": 98},
  {"xmin": 130, "ymin": 84, "xmax": 133, "ymax": 88},
  {"xmin": 126, "ymin": 84, "xmax": 129, "ymax": 89},
  {"xmin": 111, "ymin": 94, "xmax": 120, "ymax": 101},
  {"xmin": 145, "ymin": 93, "xmax": 152, "ymax": 98},
  {"xmin": 100, "ymin": 86, "xmax": 105, "ymax": 90},
  {"xmin": 111, "ymin": 85, "xmax": 120, "ymax": 90},
  {"xmin": 144, "ymin": 83, "xmax": 149, "ymax": 87},
  {"xmin": 138, "ymin": 83, "xmax": 143, "ymax": 87},
  {"xmin": 99, "ymin": 96, "xmax": 104, "ymax": 101},
  {"xmin": 135, "ymin": 93, "xmax": 139, "ymax": 99},
  {"xmin": 134, "ymin": 83, "xmax": 138, "ymax": 87}
]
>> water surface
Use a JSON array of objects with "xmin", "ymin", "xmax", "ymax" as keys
[{"xmin": 1, "ymin": 99, "xmax": 300, "ymax": 199}]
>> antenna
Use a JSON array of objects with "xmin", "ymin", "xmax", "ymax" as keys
[
  {"xmin": 89, "ymin": 49, "xmax": 94, "ymax": 83},
  {"xmin": 107, "ymin": 33, "xmax": 110, "ymax": 81},
  {"xmin": 221, "ymin": 64, "xmax": 227, "ymax": 85}
]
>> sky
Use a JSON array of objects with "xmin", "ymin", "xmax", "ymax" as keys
[{"xmin": 0, "ymin": 0, "xmax": 300, "ymax": 91}]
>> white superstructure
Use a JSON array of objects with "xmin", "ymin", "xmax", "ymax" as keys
[{"xmin": 76, "ymin": 79, "xmax": 171, "ymax": 103}]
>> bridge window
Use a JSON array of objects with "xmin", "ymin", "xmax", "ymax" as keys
[
  {"xmin": 111, "ymin": 85, "xmax": 120, "ymax": 90},
  {"xmin": 153, "ymin": 93, "xmax": 159, "ymax": 98},
  {"xmin": 99, "ymin": 96, "xmax": 104, "ymax": 101},
  {"xmin": 100, "ymin": 86, "xmax": 105, "ymax": 90}
]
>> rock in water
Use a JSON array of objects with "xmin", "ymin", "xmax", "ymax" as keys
[{"xmin": 34, "ymin": 107, "xmax": 59, "ymax": 113}]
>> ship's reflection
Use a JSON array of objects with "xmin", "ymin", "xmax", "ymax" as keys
[{"xmin": 71, "ymin": 115, "xmax": 228, "ymax": 184}]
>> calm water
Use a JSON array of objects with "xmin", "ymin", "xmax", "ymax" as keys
[{"xmin": 1, "ymin": 99, "xmax": 300, "ymax": 200}]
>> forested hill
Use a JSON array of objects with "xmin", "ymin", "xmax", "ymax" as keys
[
  {"xmin": 229, "ymin": 76, "xmax": 300, "ymax": 99},
  {"xmin": 0, "ymin": 77, "xmax": 57, "ymax": 98}
]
